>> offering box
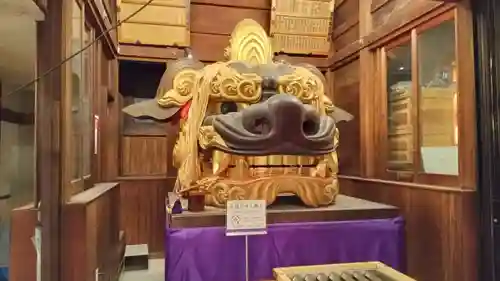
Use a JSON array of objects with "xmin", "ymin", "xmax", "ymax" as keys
[{"xmin": 273, "ymin": 262, "xmax": 415, "ymax": 281}]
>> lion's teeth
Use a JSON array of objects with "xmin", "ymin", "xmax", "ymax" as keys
[
  {"xmin": 311, "ymin": 161, "xmax": 328, "ymax": 178},
  {"xmin": 252, "ymin": 156, "xmax": 268, "ymax": 166},
  {"xmin": 325, "ymin": 152, "xmax": 338, "ymax": 174},
  {"xmin": 212, "ymin": 150, "xmax": 231, "ymax": 175},
  {"xmin": 229, "ymin": 156, "xmax": 249, "ymax": 179},
  {"xmin": 282, "ymin": 155, "xmax": 297, "ymax": 166},
  {"xmin": 268, "ymin": 155, "xmax": 283, "ymax": 166}
]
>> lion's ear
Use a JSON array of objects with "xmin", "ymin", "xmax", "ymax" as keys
[
  {"xmin": 330, "ymin": 106, "xmax": 354, "ymax": 123},
  {"xmin": 122, "ymin": 99, "xmax": 181, "ymax": 121}
]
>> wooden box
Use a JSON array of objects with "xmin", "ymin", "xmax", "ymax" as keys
[
  {"xmin": 273, "ymin": 262, "xmax": 415, "ymax": 281},
  {"xmin": 118, "ymin": 0, "xmax": 190, "ymax": 47},
  {"xmin": 270, "ymin": 0, "xmax": 334, "ymax": 55},
  {"xmin": 387, "ymin": 89, "xmax": 413, "ymax": 170}
]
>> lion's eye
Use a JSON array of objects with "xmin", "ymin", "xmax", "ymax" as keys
[{"xmin": 220, "ymin": 102, "xmax": 238, "ymax": 114}]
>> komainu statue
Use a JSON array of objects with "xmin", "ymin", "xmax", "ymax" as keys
[{"xmin": 123, "ymin": 19, "xmax": 353, "ymax": 208}]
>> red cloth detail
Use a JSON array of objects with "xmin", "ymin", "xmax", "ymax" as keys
[{"xmin": 180, "ymin": 100, "xmax": 192, "ymax": 120}]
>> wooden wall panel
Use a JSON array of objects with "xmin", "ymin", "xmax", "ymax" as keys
[
  {"xmin": 332, "ymin": 0, "xmax": 360, "ymax": 52},
  {"xmin": 118, "ymin": 0, "xmax": 328, "ymax": 66},
  {"xmin": 118, "ymin": 59, "xmax": 179, "ymax": 254},
  {"xmin": 190, "ymin": 33, "xmax": 229, "ymax": 62},
  {"xmin": 119, "ymin": 178, "xmax": 175, "ymax": 254},
  {"xmin": 372, "ymin": 0, "xmax": 413, "ymax": 27},
  {"xmin": 189, "ymin": 2, "xmax": 270, "ymax": 62},
  {"xmin": 118, "ymin": 0, "xmax": 271, "ymax": 62},
  {"xmin": 100, "ymin": 59, "xmax": 121, "ymax": 181},
  {"xmin": 329, "ymin": 0, "xmax": 448, "ymax": 67},
  {"xmin": 371, "ymin": 0, "xmax": 390, "ymax": 12},
  {"xmin": 62, "ymin": 183, "xmax": 124, "ymax": 281},
  {"xmin": 330, "ymin": 2, "xmax": 478, "ymax": 281},
  {"xmin": 121, "ymin": 136, "xmax": 168, "ymax": 176},
  {"xmin": 11, "ymin": 184, "xmax": 125, "ymax": 281},
  {"xmin": 190, "ymin": 4, "xmax": 269, "ymax": 35},
  {"xmin": 334, "ymin": 27, "xmax": 360, "ymax": 52},
  {"xmin": 191, "ymin": 0, "xmax": 269, "ymax": 9},
  {"xmin": 9, "ymin": 205, "xmax": 37, "ymax": 281},
  {"xmin": 334, "ymin": 0, "xmax": 359, "ymax": 28},
  {"xmin": 119, "ymin": 0, "xmax": 190, "ymax": 46},
  {"xmin": 333, "ymin": 60, "xmax": 361, "ymax": 176},
  {"xmin": 339, "ymin": 177, "xmax": 477, "ymax": 281}
]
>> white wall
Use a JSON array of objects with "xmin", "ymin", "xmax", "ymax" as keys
[
  {"xmin": 0, "ymin": 83, "xmax": 36, "ymax": 267},
  {"xmin": 0, "ymin": 0, "xmax": 42, "ymax": 268}
]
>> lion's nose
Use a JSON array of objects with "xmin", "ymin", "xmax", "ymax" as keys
[{"xmin": 241, "ymin": 94, "xmax": 321, "ymax": 138}]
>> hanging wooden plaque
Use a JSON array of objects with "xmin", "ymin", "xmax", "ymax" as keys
[
  {"xmin": 270, "ymin": 0, "xmax": 335, "ymax": 55},
  {"xmin": 118, "ymin": 0, "xmax": 191, "ymax": 47}
]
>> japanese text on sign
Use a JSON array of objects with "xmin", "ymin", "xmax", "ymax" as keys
[{"xmin": 226, "ymin": 200, "xmax": 267, "ymax": 236}]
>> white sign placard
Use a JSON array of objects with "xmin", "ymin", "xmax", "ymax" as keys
[{"xmin": 226, "ymin": 200, "xmax": 267, "ymax": 236}]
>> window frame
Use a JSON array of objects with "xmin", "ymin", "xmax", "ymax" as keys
[
  {"xmin": 83, "ymin": 22, "xmax": 96, "ymax": 188},
  {"xmin": 376, "ymin": 10, "xmax": 464, "ymax": 187},
  {"xmin": 63, "ymin": 0, "xmax": 98, "ymax": 198}
]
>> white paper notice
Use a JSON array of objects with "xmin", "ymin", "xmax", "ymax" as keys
[
  {"xmin": 226, "ymin": 200, "xmax": 267, "ymax": 236},
  {"xmin": 94, "ymin": 115, "xmax": 99, "ymax": 155}
]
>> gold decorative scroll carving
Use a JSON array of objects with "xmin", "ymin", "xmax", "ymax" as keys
[
  {"xmin": 118, "ymin": 0, "xmax": 190, "ymax": 47},
  {"xmin": 270, "ymin": 0, "xmax": 335, "ymax": 55}
]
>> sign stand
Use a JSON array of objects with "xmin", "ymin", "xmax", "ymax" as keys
[
  {"xmin": 245, "ymin": 235, "xmax": 249, "ymax": 281},
  {"xmin": 226, "ymin": 199, "xmax": 267, "ymax": 281}
]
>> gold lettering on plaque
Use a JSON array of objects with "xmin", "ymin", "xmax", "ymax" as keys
[{"xmin": 270, "ymin": 0, "xmax": 335, "ymax": 55}]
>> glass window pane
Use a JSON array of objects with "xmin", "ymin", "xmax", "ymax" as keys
[
  {"xmin": 386, "ymin": 41, "xmax": 413, "ymax": 171},
  {"xmin": 71, "ymin": 2, "xmax": 83, "ymax": 179},
  {"xmin": 82, "ymin": 26, "xmax": 92, "ymax": 176},
  {"xmin": 417, "ymin": 19, "xmax": 458, "ymax": 175}
]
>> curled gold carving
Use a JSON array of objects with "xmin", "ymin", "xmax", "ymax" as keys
[
  {"xmin": 223, "ymin": 46, "xmax": 231, "ymax": 60},
  {"xmin": 211, "ymin": 182, "xmax": 230, "ymax": 206},
  {"xmin": 158, "ymin": 69, "xmax": 199, "ymax": 107},
  {"xmin": 198, "ymin": 126, "xmax": 228, "ymax": 150},
  {"xmin": 172, "ymin": 121, "xmax": 190, "ymax": 169},
  {"xmin": 160, "ymin": 63, "xmax": 264, "ymax": 107},
  {"xmin": 323, "ymin": 95, "xmax": 335, "ymax": 114},
  {"xmin": 226, "ymin": 19, "xmax": 273, "ymax": 65},
  {"xmin": 209, "ymin": 65, "xmax": 263, "ymax": 103},
  {"xmin": 175, "ymin": 63, "xmax": 226, "ymax": 192},
  {"xmin": 203, "ymin": 176, "xmax": 338, "ymax": 208},
  {"xmin": 227, "ymin": 185, "xmax": 247, "ymax": 201},
  {"xmin": 277, "ymin": 66, "xmax": 325, "ymax": 109},
  {"xmin": 282, "ymin": 80, "xmax": 303, "ymax": 97}
]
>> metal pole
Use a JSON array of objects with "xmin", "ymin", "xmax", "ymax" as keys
[
  {"xmin": 245, "ymin": 235, "xmax": 249, "ymax": 281},
  {"xmin": 33, "ymin": 205, "xmax": 42, "ymax": 281}
]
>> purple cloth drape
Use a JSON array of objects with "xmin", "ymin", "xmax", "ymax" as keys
[{"xmin": 166, "ymin": 217, "xmax": 404, "ymax": 281}]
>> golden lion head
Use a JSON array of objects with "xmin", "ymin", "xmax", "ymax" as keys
[{"xmin": 123, "ymin": 20, "xmax": 352, "ymax": 208}]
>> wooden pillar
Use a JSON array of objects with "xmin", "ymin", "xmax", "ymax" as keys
[
  {"xmin": 37, "ymin": 0, "xmax": 65, "ymax": 280},
  {"xmin": 473, "ymin": 0, "xmax": 500, "ymax": 279},
  {"xmin": 358, "ymin": 0, "xmax": 374, "ymax": 177}
]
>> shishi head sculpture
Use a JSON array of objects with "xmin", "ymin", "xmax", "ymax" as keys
[{"xmin": 123, "ymin": 19, "xmax": 353, "ymax": 208}]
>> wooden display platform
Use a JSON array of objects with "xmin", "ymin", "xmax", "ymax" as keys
[{"xmin": 169, "ymin": 195, "xmax": 398, "ymax": 228}]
